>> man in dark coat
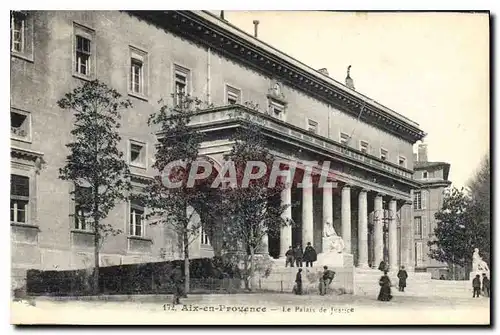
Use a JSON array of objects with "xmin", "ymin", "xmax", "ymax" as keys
[
  {"xmin": 320, "ymin": 266, "xmax": 335, "ymax": 295},
  {"xmin": 482, "ymin": 273, "xmax": 490, "ymax": 298},
  {"xmin": 377, "ymin": 270, "xmax": 393, "ymax": 301},
  {"xmin": 285, "ymin": 246, "xmax": 294, "ymax": 267},
  {"xmin": 303, "ymin": 242, "xmax": 317, "ymax": 267},
  {"xmin": 294, "ymin": 268, "xmax": 303, "ymax": 295},
  {"xmin": 397, "ymin": 266, "xmax": 408, "ymax": 292},
  {"xmin": 472, "ymin": 274, "xmax": 481, "ymax": 298},
  {"xmin": 294, "ymin": 244, "xmax": 304, "ymax": 268},
  {"xmin": 170, "ymin": 265, "xmax": 184, "ymax": 305}
]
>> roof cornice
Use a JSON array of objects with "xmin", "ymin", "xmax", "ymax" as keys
[{"xmin": 127, "ymin": 10, "xmax": 426, "ymax": 143}]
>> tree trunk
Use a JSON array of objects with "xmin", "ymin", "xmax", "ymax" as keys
[
  {"xmin": 249, "ymin": 248, "xmax": 255, "ymax": 292},
  {"xmin": 93, "ymin": 223, "xmax": 100, "ymax": 295},
  {"xmin": 184, "ymin": 230, "xmax": 190, "ymax": 295}
]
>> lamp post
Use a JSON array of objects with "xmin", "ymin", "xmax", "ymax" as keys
[{"xmin": 373, "ymin": 207, "xmax": 400, "ymax": 268}]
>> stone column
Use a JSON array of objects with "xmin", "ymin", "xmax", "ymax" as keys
[
  {"xmin": 357, "ymin": 189, "xmax": 369, "ymax": 268},
  {"xmin": 400, "ymin": 200, "xmax": 414, "ymax": 271},
  {"xmin": 322, "ymin": 182, "xmax": 334, "ymax": 252},
  {"xmin": 301, "ymin": 175, "xmax": 314, "ymax": 248},
  {"xmin": 388, "ymin": 198, "xmax": 398, "ymax": 271},
  {"xmin": 341, "ymin": 185, "xmax": 351, "ymax": 253},
  {"xmin": 280, "ymin": 174, "xmax": 292, "ymax": 257},
  {"xmin": 373, "ymin": 193, "xmax": 384, "ymax": 267},
  {"xmin": 257, "ymin": 205, "xmax": 268, "ymax": 255}
]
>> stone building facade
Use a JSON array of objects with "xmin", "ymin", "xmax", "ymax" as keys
[
  {"xmin": 412, "ymin": 144, "xmax": 452, "ymax": 279},
  {"xmin": 10, "ymin": 11, "xmax": 426, "ymax": 287}
]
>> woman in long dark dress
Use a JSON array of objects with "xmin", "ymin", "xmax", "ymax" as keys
[{"xmin": 377, "ymin": 270, "xmax": 393, "ymax": 301}]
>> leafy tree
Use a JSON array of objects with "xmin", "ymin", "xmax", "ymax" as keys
[
  {"xmin": 428, "ymin": 187, "xmax": 489, "ymax": 279},
  {"xmin": 218, "ymin": 118, "xmax": 292, "ymax": 290},
  {"xmin": 138, "ymin": 94, "xmax": 206, "ymax": 294},
  {"xmin": 58, "ymin": 80, "xmax": 132, "ymax": 294},
  {"xmin": 467, "ymin": 155, "xmax": 491, "ymax": 263}
]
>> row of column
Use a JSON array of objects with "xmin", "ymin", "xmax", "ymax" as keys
[{"xmin": 278, "ymin": 180, "xmax": 410, "ymax": 271}]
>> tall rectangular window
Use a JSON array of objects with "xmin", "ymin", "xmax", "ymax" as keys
[
  {"xmin": 414, "ymin": 216, "xmax": 422, "ymax": 237},
  {"xmin": 74, "ymin": 186, "xmax": 93, "ymax": 231},
  {"xmin": 130, "ymin": 58, "xmax": 143, "ymax": 94},
  {"xmin": 174, "ymin": 65, "xmax": 190, "ymax": 106},
  {"xmin": 414, "ymin": 191, "xmax": 422, "ymax": 210},
  {"xmin": 11, "ymin": 174, "xmax": 29, "ymax": 224},
  {"xmin": 10, "ymin": 12, "xmax": 25, "ymax": 53},
  {"xmin": 129, "ymin": 202, "xmax": 145, "ymax": 237},
  {"xmin": 415, "ymin": 242, "xmax": 424, "ymax": 266},
  {"xmin": 73, "ymin": 23, "xmax": 95, "ymax": 79},
  {"xmin": 75, "ymin": 35, "xmax": 91, "ymax": 76}
]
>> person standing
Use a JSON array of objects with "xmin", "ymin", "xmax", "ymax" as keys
[
  {"xmin": 285, "ymin": 246, "xmax": 294, "ymax": 268},
  {"xmin": 377, "ymin": 270, "xmax": 393, "ymax": 301},
  {"xmin": 294, "ymin": 268, "xmax": 303, "ymax": 295},
  {"xmin": 397, "ymin": 266, "xmax": 408, "ymax": 292},
  {"xmin": 303, "ymin": 242, "xmax": 317, "ymax": 268},
  {"xmin": 294, "ymin": 244, "xmax": 304, "ymax": 268},
  {"xmin": 482, "ymin": 273, "xmax": 490, "ymax": 298},
  {"xmin": 472, "ymin": 274, "xmax": 481, "ymax": 298},
  {"xmin": 378, "ymin": 261, "xmax": 387, "ymax": 272},
  {"xmin": 170, "ymin": 264, "xmax": 184, "ymax": 305},
  {"xmin": 320, "ymin": 266, "xmax": 335, "ymax": 296}
]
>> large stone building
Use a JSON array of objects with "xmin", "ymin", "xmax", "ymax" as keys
[
  {"xmin": 10, "ymin": 11, "xmax": 426, "ymax": 287},
  {"xmin": 412, "ymin": 144, "xmax": 451, "ymax": 279}
]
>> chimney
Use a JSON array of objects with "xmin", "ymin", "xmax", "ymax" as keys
[
  {"xmin": 418, "ymin": 143, "xmax": 428, "ymax": 162},
  {"xmin": 345, "ymin": 65, "xmax": 355, "ymax": 90},
  {"xmin": 318, "ymin": 68, "xmax": 329, "ymax": 76},
  {"xmin": 253, "ymin": 20, "xmax": 260, "ymax": 38},
  {"xmin": 220, "ymin": 11, "xmax": 225, "ymax": 20}
]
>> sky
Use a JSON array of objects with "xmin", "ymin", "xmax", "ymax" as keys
[{"xmin": 220, "ymin": 11, "xmax": 490, "ymax": 188}]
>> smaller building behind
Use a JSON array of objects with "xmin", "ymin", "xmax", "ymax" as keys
[{"xmin": 412, "ymin": 144, "xmax": 452, "ymax": 279}]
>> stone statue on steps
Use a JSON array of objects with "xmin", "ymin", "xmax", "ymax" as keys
[
  {"xmin": 472, "ymin": 248, "xmax": 489, "ymax": 273},
  {"xmin": 323, "ymin": 222, "xmax": 345, "ymax": 254}
]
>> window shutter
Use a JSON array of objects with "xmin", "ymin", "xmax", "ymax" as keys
[
  {"xmin": 421, "ymin": 190, "xmax": 427, "ymax": 210},
  {"xmin": 421, "ymin": 216, "xmax": 427, "ymax": 237}
]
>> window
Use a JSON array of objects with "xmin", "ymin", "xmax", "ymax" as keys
[
  {"xmin": 380, "ymin": 148, "xmax": 388, "ymax": 161},
  {"xmin": 414, "ymin": 191, "xmax": 422, "ymax": 210},
  {"xmin": 74, "ymin": 186, "xmax": 93, "ymax": 231},
  {"xmin": 10, "ymin": 12, "xmax": 25, "ymax": 53},
  {"xmin": 174, "ymin": 65, "xmax": 190, "ymax": 106},
  {"xmin": 359, "ymin": 141, "xmax": 369, "ymax": 154},
  {"xmin": 10, "ymin": 11, "xmax": 33, "ymax": 60},
  {"xmin": 75, "ymin": 35, "xmax": 91, "ymax": 76},
  {"xmin": 307, "ymin": 119, "xmax": 318, "ymax": 133},
  {"xmin": 414, "ymin": 216, "xmax": 422, "ymax": 237},
  {"xmin": 129, "ymin": 201, "xmax": 145, "ymax": 237},
  {"xmin": 415, "ymin": 242, "xmax": 424, "ymax": 266},
  {"xmin": 422, "ymin": 171, "xmax": 428, "ymax": 179},
  {"xmin": 398, "ymin": 156, "xmax": 407, "ymax": 168},
  {"xmin": 130, "ymin": 59, "xmax": 143, "ymax": 94},
  {"xmin": 269, "ymin": 100, "xmax": 285, "ymax": 120},
  {"xmin": 11, "ymin": 109, "xmax": 31, "ymax": 141},
  {"xmin": 73, "ymin": 23, "xmax": 95, "ymax": 79},
  {"xmin": 226, "ymin": 85, "xmax": 241, "ymax": 105},
  {"xmin": 340, "ymin": 132, "xmax": 350, "ymax": 145},
  {"xmin": 129, "ymin": 47, "xmax": 148, "ymax": 98},
  {"xmin": 201, "ymin": 226, "xmax": 210, "ymax": 246},
  {"xmin": 11, "ymin": 174, "xmax": 29, "ymax": 224},
  {"xmin": 129, "ymin": 140, "xmax": 146, "ymax": 168}
]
